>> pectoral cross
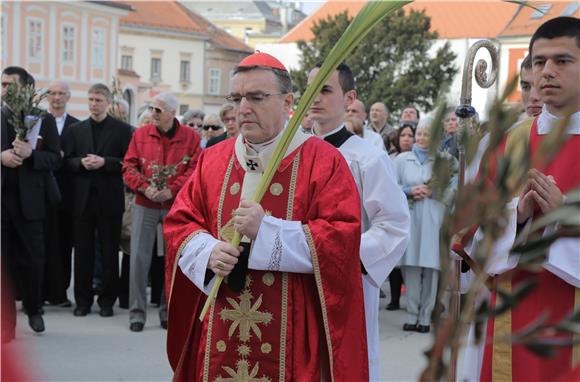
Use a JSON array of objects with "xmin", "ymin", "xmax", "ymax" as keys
[{"xmin": 246, "ymin": 159, "xmax": 258, "ymax": 171}]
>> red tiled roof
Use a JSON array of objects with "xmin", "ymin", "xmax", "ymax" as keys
[
  {"xmin": 121, "ymin": 1, "xmax": 206, "ymax": 33},
  {"xmin": 120, "ymin": 1, "xmax": 251, "ymax": 52},
  {"xmin": 280, "ymin": 1, "xmax": 519, "ymax": 43},
  {"xmin": 499, "ymin": 1, "xmax": 579, "ymax": 37}
]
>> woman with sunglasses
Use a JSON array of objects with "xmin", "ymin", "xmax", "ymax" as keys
[
  {"xmin": 206, "ymin": 104, "xmax": 238, "ymax": 148},
  {"xmin": 201, "ymin": 114, "xmax": 225, "ymax": 143},
  {"xmin": 181, "ymin": 109, "xmax": 206, "ymax": 148}
]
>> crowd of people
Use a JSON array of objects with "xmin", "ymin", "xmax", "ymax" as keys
[
  {"xmin": 1, "ymin": 15, "xmax": 578, "ymax": 382},
  {"xmin": 0, "ymin": 70, "xmax": 240, "ymax": 339}
]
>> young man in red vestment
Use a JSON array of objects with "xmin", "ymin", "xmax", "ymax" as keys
[
  {"xmin": 163, "ymin": 52, "xmax": 369, "ymax": 381},
  {"xmin": 478, "ymin": 16, "xmax": 580, "ymax": 381}
]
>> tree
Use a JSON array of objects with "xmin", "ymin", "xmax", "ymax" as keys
[{"xmin": 291, "ymin": 9, "xmax": 458, "ymax": 120}]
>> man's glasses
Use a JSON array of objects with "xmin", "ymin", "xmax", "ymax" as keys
[
  {"xmin": 225, "ymin": 92, "xmax": 285, "ymax": 106},
  {"xmin": 1, "ymin": 82, "xmax": 13, "ymax": 88},
  {"xmin": 188, "ymin": 122, "xmax": 203, "ymax": 128},
  {"xmin": 203, "ymin": 125, "xmax": 223, "ymax": 131},
  {"xmin": 148, "ymin": 106, "xmax": 165, "ymax": 114}
]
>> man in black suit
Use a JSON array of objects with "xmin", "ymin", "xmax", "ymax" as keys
[
  {"xmin": 63, "ymin": 83, "xmax": 132, "ymax": 317},
  {"xmin": 1, "ymin": 66, "xmax": 60, "ymax": 340},
  {"xmin": 43, "ymin": 81, "xmax": 79, "ymax": 307}
]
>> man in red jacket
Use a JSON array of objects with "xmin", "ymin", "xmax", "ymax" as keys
[{"xmin": 122, "ymin": 93, "xmax": 201, "ymax": 332}]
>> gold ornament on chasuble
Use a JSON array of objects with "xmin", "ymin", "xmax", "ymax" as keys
[{"xmin": 202, "ymin": 153, "xmax": 300, "ymax": 382}]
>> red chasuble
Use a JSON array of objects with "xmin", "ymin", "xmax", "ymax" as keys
[
  {"xmin": 480, "ymin": 116, "xmax": 580, "ymax": 381},
  {"xmin": 164, "ymin": 138, "xmax": 368, "ymax": 381}
]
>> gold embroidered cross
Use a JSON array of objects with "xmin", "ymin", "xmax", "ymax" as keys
[
  {"xmin": 219, "ymin": 290, "xmax": 272, "ymax": 342},
  {"xmin": 215, "ymin": 360, "xmax": 270, "ymax": 382}
]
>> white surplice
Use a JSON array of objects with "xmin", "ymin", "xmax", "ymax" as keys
[{"xmin": 333, "ymin": 132, "xmax": 410, "ymax": 381}]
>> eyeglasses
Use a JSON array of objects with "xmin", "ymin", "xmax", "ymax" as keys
[
  {"xmin": 188, "ymin": 122, "xmax": 203, "ymax": 128},
  {"xmin": 203, "ymin": 125, "xmax": 223, "ymax": 131},
  {"xmin": 148, "ymin": 105, "xmax": 165, "ymax": 114},
  {"xmin": 225, "ymin": 92, "xmax": 285, "ymax": 106},
  {"xmin": 1, "ymin": 82, "xmax": 14, "ymax": 88}
]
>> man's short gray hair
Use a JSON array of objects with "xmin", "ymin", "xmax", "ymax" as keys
[{"xmin": 153, "ymin": 92, "xmax": 177, "ymax": 112}]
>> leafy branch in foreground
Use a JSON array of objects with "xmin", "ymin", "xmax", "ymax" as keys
[
  {"xmin": 4, "ymin": 83, "xmax": 48, "ymax": 141},
  {"xmin": 419, "ymin": 74, "xmax": 578, "ymax": 381}
]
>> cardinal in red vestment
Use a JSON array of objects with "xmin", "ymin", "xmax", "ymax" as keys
[{"xmin": 163, "ymin": 52, "xmax": 369, "ymax": 381}]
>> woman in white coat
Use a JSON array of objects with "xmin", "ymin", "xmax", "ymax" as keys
[{"xmin": 394, "ymin": 119, "xmax": 457, "ymax": 333}]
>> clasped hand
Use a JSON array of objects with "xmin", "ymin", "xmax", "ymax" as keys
[
  {"xmin": 144, "ymin": 185, "xmax": 172, "ymax": 203},
  {"xmin": 517, "ymin": 169, "xmax": 563, "ymax": 223},
  {"xmin": 411, "ymin": 184, "xmax": 432, "ymax": 201},
  {"xmin": 1, "ymin": 138, "xmax": 33, "ymax": 168},
  {"xmin": 81, "ymin": 154, "xmax": 105, "ymax": 170}
]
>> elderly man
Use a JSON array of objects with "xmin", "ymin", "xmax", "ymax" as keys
[
  {"xmin": 122, "ymin": 93, "xmax": 201, "ymax": 332},
  {"xmin": 43, "ymin": 81, "xmax": 79, "ymax": 308},
  {"xmin": 1, "ymin": 67, "xmax": 60, "ymax": 338},
  {"xmin": 369, "ymin": 102, "xmax": 394, "ymax": 149},
  {"xmin": 308, "ymin": 63, "xmax": 410, "ymax": 381},
  {"xmin": 63, "ymin": 84, "xmax": 133, "ymax": 318},
  {"xmin": 164, "ymin": 52, "xmax": 368, "ymax": 381},
  {"xmin": 346, "ymin": 99, "xmax": 386, "ymax": 150}
]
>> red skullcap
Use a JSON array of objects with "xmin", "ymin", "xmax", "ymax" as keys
[{"xmin": 238, "ymin": 51, "xmax": 288, "ymax": 72}]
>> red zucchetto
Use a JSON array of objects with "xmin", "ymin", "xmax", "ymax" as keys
[{"xmin": 237, "ymin": 51, "xmax": 288, "ymax": 72}]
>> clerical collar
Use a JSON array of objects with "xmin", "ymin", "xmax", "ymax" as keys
[
  {"xmin": 322, "ymin": 125, "xmax": 353, "ymax": 148},
  {"xmin": 244, "ymin": 123, "xmax": 286, "ymax": 154},
  {"xmin": 537, "ymin": 105, "xmax": 580, "ymax": 135}
]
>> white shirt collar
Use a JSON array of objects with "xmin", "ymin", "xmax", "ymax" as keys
[{"xmin": 537, "ymin": 106, "xmax": 580, "ymax": 135}]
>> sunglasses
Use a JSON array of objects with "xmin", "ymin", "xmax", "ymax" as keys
[
  {"xmin": 148, "ymin": 106, "xmax": 166, "ymax": 114},
  {"xmin": 203, "ymin": 125, "xmax": 223, "ymax": 131},
  {"xmin": 188, "ymin": 122, "xmax": 203, "ymax": 128}
]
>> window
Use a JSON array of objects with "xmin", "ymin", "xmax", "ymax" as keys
[
  {"xmin": 92, "ymin": 28, "xmax": 105, "ymax": 68},
  {"xmin": 27, "ymin": 19, "xmax": 43, "ymax": 61},
  {"xmin": 121, "ymin": 55, "xmax": 133, "ymax": 71},
  {"xmin": 224, "ymin": 27, "xmax": 232, "ymax": 34},
  {"xmin": 561, "ymin": 3, "xmax": 579, "ymax": 17},
  {"xmin": 151, "ymin": 58, "xmax": 162, "ymax": 81},
  {"xmin": 180, "ymin": 60, "xmax": 191, "ymax": 83},
  {"xmin": 179, "ymin": 104, "xmax": 189, "ymax": 116},
  {"xmin": 62, "ymin": 25, "xmax": 75, "ymax": 63},
  {"xmin": 1, "ymin": 15, "xmax": 6, "ymax": 60},
  {"xmin": 531, "ymin": 4, "xmax": 551, "ymax": 19},
  {"xmin": 209, "ymin": 68, "xmax": 221, "ymax": 95},
  {"xmin": 244, "ymin": 27, "xmax": 253, "ymax": 35}
]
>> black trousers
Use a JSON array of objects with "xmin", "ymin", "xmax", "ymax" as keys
[
  {"xmin": 388, "ymin": 268, "xmax": 403, "ymax": 305},
  {"xmin": 73, "ymin": 191, "xmax": 122, "ymax": 309},
  {"xmin": 43, "ymin": 204, "xmax": 73, "ymax": 304},
  {"xmin": 1, "ymin": 195, "xmax": 45, "ymax": 324}
]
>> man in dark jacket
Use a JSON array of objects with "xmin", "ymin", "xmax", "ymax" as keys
[
  {"xmin": 1, "ymin": 66, "xmax": 60, "ymax": 340},
  {"xmin": 63, "ymin": 83, "xmax": 132, "ymax": 318},
  {"xmin": 43, "ymin": 81, "xmax": 79, "ymax": 307}
]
